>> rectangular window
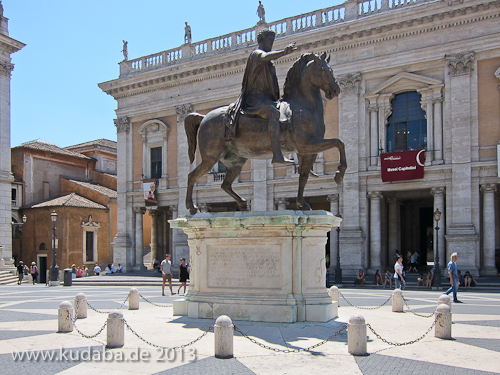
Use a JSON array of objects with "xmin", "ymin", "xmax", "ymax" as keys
[
  {"xmin": 85, "ymin": 231, "xmax": 94, "ymax": 262},
  {"xmin": 150, "ymin": 147, "xmax": 162, "ymax": 179},
  {"xmin": 11, "ymin": 188, "xmax": 17, "ymax": 205}
]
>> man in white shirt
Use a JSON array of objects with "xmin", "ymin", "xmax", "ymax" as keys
[
  {"xmin": 161, "ymin": 254, "xmax": 175, "ymax": 296},
  {"xmin": 394, "ymin": 256, "xmax": 405, "ymax": 290}
]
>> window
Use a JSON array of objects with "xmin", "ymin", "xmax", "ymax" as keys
[
  {"xmin": 387, "ymin": 92, "xmax": 427, "ymax": 153},
  {"xmin": 85, "ymin": 231, "xmax": 95, "ymax": 262},
  {"xmin": 150, "ymin": 147, "xmax": 162, "ymax": 179}
]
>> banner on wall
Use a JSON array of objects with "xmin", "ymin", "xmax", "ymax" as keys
[
  {"xmin": 381, "ymin": 150, "xmax": 425, "ymax": 182},
  {"xmin": 143, "ymin": 179, "xmax": 158, "ymax": 209}
]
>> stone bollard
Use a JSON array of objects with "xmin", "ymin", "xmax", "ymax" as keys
[
  {"xmin": 214, "ymin": 315, "xmax": 234, "ymax": 359},
  {"xmin": 107, "ymin": 310, "xmax": 124, "ymax": 348},
  {"xmin": 328, "ymin": 286, "xmax": 340, "ymax": 307},
  {"xmin": 392, "ymin": 289, "xmax": 404, "ymax": 312},
  {"xmin": 348, "ymin": 315, "xmax": 367, "ymax": 356},
  {"xmin": 437, "ymin": 295, "xmax": 452, "ymax": 312},
  {"xmin": 75, "ymin": 293, "xmax": 87, "ymax": 319},
  {"xmin": 128, "ymin": 288, "xmax": 139, "ymax": 310},
  {"xmin": 0, "ymin": 258, "xmax": 5, "ymax": 267},
  {"xmin": 435, "ymin": 303, "xmax": 452, "ymax": 339},
  {"xmin": 58, "ymin": 301, "xmax": 74, "ymax": 333}
]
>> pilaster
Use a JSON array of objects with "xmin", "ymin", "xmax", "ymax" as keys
[
  {"xmin": 367, "ymin": 191, "xmax": 383, "ymax": 271},
  {"xmin": 481, "ymin": 184, "xmax": 497, "ymax": 275}
]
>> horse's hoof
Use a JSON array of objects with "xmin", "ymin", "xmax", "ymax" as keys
[
  {"xmin": 334, "ymin": 175, "xmax": 343, "ymax": 185},
  {"xmin": 238, "ymin": 201, "xmax": 248, "ymax": 211},
  {"xmin": 189, "ymin": 207, "xmax": 199, "ymax": 215}
]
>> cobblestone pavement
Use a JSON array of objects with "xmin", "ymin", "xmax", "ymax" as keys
[{"xmin": 0, "ymin": 285, "xmax": 498, "ymax": 374}]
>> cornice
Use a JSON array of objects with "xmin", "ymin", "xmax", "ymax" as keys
[{"xmin": 99, "ymin": 0, "xmax": 500, "ymax": 101}]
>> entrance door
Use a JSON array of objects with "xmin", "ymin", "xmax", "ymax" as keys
[{"xmin": 38, "ymin": 255, "xmax": 47, "ymax": 284}]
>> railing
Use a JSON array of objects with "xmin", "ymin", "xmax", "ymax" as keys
[{"xmin": 120, "ymin": 0, "xmax": 434, "ymax": 77}]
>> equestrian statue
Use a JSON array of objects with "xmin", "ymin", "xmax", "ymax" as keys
[{"xmin": 184, "ymin": 29, "xmax": 347, "ymax": 215}]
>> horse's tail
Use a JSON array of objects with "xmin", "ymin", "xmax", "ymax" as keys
[{"xmin": 185, "ymin": 113, "xmax": 205, "ymax": 164}]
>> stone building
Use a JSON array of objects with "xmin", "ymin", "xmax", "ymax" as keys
[
  {"xmin": 0, "ymin": 8, "xmax": 24, "ymax": 263},
  {"xmin": 99, "ymin": 0, "xmax": 500, "ymax": 278}
]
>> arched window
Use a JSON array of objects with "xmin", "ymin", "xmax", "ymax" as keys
[
  {"xmin": 387, "ymin": 91, "xmax": 427, "ymax": 153},
  {"xmin": 39, "ymin": 243, "xmax": 47, "ymax": 250}
]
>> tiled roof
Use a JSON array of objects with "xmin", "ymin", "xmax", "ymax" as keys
[
  {"xmin": 66, "ymin": 179, "xmax": 117, "ymax": 198},
  {"xmin": 65, "ymin": 139, "xmax": 117, "ymax": 150},
  {"xmin": 31, "ymin": 193, "xmax": 107, "ymax": 209},
  {"xmin": 16, "ymin": 140, "xmax": 93, "ymax": 160}
]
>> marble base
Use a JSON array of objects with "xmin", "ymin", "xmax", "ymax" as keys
[{"xmin": 170, "ymin": 210, "xmax": 341, "ymax": 323}]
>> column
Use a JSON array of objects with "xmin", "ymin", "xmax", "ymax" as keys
[
  {"xmin": 328, "ymin": 195, "xmax": 340, "ymax": 279},
  {"xmin": 176, "ymin": 104, "xmax": 193, "ymax": 216},
  {"xmin": 481, "ymin": 184, "xmax": 497, "ymax": 275},
  {"xmin": 368, "ymin": 100, "xmax": 378, "ymax": 167},
  {"xmin": 421, "ymin": 96, "xmax": 434, "ymax": 165},
  {"xmin": 150, "ymin": 211, "xmax": 158, "ymax": 267},
  {"xmin": 134, "ymin": 207, "xmax": 146, "ymax": 270},
  {"xmin": 368, "ymin": 192, "xmax": 383, "ymax": 270},
  {"xmin": 387, "ymin": 198, "xmax": 399, "ymax": 261},
  {"xmin": 433, "ymin": 92, "xmax": 444, "ymax": 164},
  {"xmin": 431, "ymin": 187, "xmax": 446, "ymax": 270}
]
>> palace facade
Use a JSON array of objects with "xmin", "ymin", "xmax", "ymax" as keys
[{"xmin": 99, "ymin": 0, "xmax": 500, "ymax": 278}]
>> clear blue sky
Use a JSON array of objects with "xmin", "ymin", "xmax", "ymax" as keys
[{"xmin": 5, "ymin": 0, "xmax": 341, "ymax": 148}]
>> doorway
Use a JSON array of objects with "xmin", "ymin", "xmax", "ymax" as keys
[{"xmin": 38, "ymin": 255, "xmax": 47, "ymax": 284}]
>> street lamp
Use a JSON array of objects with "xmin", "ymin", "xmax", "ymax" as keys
[
  {"xmin": 433, "ymin": 208, "xmax": 442, "ymax": 288},
  {"xmin": 334, "ymin": 218, "xmax": 342, "ymax": 284},
  {"xmin": 50, "ymin": 211, "xmax": 58, "ymax": 286}
]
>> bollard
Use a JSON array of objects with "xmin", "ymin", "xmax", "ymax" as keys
[
  {"xmin": 435, "ymin": 303, "xmax": 452, "ymax": 339},
  {"xmin": 437, "ymin": 295, "xmax": 452, "ymax": 312},
  {"xmin": 58, "ymin": 301, "xmax": 74, "ymax": 333},
  {"xmin": 328, "ymin": 286, "xmax": 340, "ymax": 307},
  {"xmin": 128, "ymin": 288, "xmax": 139, "ymax": 310},
  {"xmin": 107, "ymin": 310, "xmax": 124, "ymax": 348},
  {"xmin": 348, "ymin": 315, "xmax": 367, "ymax": 356},
  {"xmin": 392, "ymin": 289, "xmax": 404, "ymax": 312},
  {"xmin": 214, "ymin": 315, "xmax": 234, "ymax": 359},
  {"xmin": 75, "ymin": 293, "xmax": 87, "ymax": 319}
]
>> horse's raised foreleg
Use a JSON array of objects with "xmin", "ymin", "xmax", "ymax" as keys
[
  {"xmin": 221, "ymin": 159, "xmax": 248, "ymax": 211},
  {"xmin": 186, "ymin": 158, "xmax": 219, "ymax": 215},
  {"xmin": 297, "ymin": 137, "xmax": 347, "ymax": 184},
  {"xmin": 296, "ymin": 154, "xmax": 317, "ymax": 210}
]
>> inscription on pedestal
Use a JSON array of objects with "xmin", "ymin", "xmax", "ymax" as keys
[{"xmin": 207, "ymin": 245, "xmax": 282, "ymax": 289}]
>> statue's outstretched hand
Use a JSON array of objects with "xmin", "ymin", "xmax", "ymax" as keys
[{"xmin": 284, "ymin": 43, "xmax": 297, "ymax": 55}]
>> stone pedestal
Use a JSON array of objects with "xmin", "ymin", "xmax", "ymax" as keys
[{"xmin": 170, "ymin": 210, "xmax": 340, "ymax": 323}]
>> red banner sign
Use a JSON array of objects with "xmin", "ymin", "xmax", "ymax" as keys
[{"xmin": 381, "ymin": 150, "xmax": 425, "ymax": 182}]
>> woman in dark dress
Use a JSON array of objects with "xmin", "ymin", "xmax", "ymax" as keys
[{"xmin": 177, "ymin": 258, "xmax": 189, "ymax": 295}]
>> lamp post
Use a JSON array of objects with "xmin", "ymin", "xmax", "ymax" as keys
[
  {"xmin": 50, "ymin": 211, "xmax": 58, "ymax": 286},
  {"xmin": 334, "ymin": 223, "xmax": 342, "ymax": 284},
  {"xmin": 433, "ymin": 208, "xmax": 442, "ymax": 288}
]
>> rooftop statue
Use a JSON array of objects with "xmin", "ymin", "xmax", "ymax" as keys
[
  {"xmin": 257, "ymin": 1, "xmax": 266, "ymax": 24},
  {"xmin": 122, "ymin": 40, "xmax": 128, "ymax": 61},
  {"xmin": 184, "ymin": 21, "xmax": 192, "ymax": 44},
  {"xmin": 184, "ymin": 30, "xmax": 347, "ymax": 215}
]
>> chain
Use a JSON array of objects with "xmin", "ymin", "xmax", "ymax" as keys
[
  {"xmin": 403, "ymin": 299, "xmax": 435, "ymax": 318},
  {"xmin": 366, "ymin": 316, "xmax": 438, "ymax": 347},
  {"xmin": 86, "ymin": 295, "xmax": 130, "ymax": 314},
  {"xmin": 233, "ymin": 324, "xmax": 348, "ymax": 353},
  {"xmin": 124, "ymin": 319, "xmax": 213, "ymax": 350},
  {"xmin": 339, "ymin": 291, "xmax": 392, "ymax": 310},
  {"xmin": 66, "ymin": 310, "xmax": 108, "ymax": 339},
  {"xmin": 139, "ymin": 293, "xmax": 173, "ymax": 308}
]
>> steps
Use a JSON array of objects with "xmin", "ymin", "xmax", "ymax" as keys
[{"xmin": 0, "ymin": 266, "xmax": 30, "ymax": 285}]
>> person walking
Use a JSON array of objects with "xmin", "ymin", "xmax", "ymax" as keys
[
  {"xmin": 444, "ymin": 252, "xmax": 462, "ymax": 303},
  {"xmin": 177, "ymin": 258, "xmax": 189, "ymax": 295},
  {"xmin": 16, "ymin": 261, "xmax": 24, "ymax": 285},
  {"xmin": 394, "ymin": 256, "xmax": 405, "ymax": 290},
  {"xmin": 30, "ymin": 262, "xmax": 38, "ymax": 284},
  {"xmin": 161, "ymin": 254, "xmax": 175, "ymax": 296}
]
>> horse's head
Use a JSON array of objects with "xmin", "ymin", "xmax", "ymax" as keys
[{"xmin": 309, "ymin": 52, "xmax": 340, "ymax": 100}]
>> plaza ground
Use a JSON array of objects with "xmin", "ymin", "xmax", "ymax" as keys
[{"xmin": 0, "ymin": 284, "xmax": 498, "ymax": 374}]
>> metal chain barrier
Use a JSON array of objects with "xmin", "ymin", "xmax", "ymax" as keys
[
  {"xmin": 339, "ymin": 291, "xmax": 392, "ymax": 310},
  {"xmin": 233, "ymin": 323, "xmax": 348, "ymax": 353},
  {"xmin": 366, "ymin": 315, "xmax": 439, "ymax": 347},
  {"xmin": 66, "ymin": 310, "xmax": 108, "ymax": 339},
  {"xmin": 124, "ymin": 319, "xmax": 213, "ymax": 350},
  {"xmin": 139, "ymin": 293, "xmax": 173, "ymax": 308},
  {"xmin": 86, "ymin": 295, "xmax": 129, "ymax": 314},
  {"xmin": 403, "ymin": 299, "xmax": 436, "ymax": 318}
]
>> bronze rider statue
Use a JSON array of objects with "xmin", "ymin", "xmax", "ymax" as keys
[{"xmin": 227, "ymin": 29, "xmax": 296, "ymax": 164}]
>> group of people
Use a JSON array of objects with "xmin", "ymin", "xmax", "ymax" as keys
[
  {"xmin": 160, "ymin": 254, "xmax": 190, "ymax": 296},
  {"xmin": 16, "ymin": 261, "xmax": 38, "ymax": 285}
]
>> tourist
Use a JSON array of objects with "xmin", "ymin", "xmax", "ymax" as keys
[
  {"xmin": 153, "ymin": 258, "xmax": 160, "ymax": 273},
  {"xmin": 30, "ymin": 262, "xmax": 38, "ymax": 285},
  {"xmin": 16, "ymin": 261, "xmax": 24, "ymax": 285},
  {"xmin": 71, "ymin": 264, "xmax": 77, "ymax": 279},
  {"xmin": 117, "ymin": 263, "xmax": 123, "ymax": 273},
  {"xmin": 76, "ymin": 266, "xmax": 83, "ymax": 278},
  {"xmin": 161, "ymin": 254, "xmax": 175, "ymax": 296},
  {"xmin": 426, "ymin": 270, "xmax": 433, "ymax": 289},
  {"xmin": 356, "ymin": 269, "xmax": 365, "ymax": 285},
  {"xmin": 93, "ymin": 264, "xmax": 101, "ymax": 276},
  {"xmin": 444, "ymin": 253, "xmax": 462, "ymax": 303},
  {"xmin": 177, "ymin": 258, "xmax": 190, "ymax": 295},
  {"xmin": 82, "ymin": 266, "xmax": 88, "ymax": 277},
  {"xmin": 383, "ymin": 270, "xmax": 392, "ymax": 288},
  {"xmin": 409, "ymin": 251, "xmax": 419, "ymax": 272},
  {"xmin": 464, "ymin": 270, "xmax": 474, "ymax": 288},
  {"xmin": 417, "ymin": 273, "xmax": 424, "ymax": 287},
  {"xmin": 394, "ymin": 256, "xmax": 405, "ymax": 289},
  {"xmin": 374, "ymin": 270, "xmax": 383, "ymax": 285}
]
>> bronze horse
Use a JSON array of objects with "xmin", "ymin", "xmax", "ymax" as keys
[{"xmin": 184, "ymin": 52, "xmax": 347, "ymax": 215}]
